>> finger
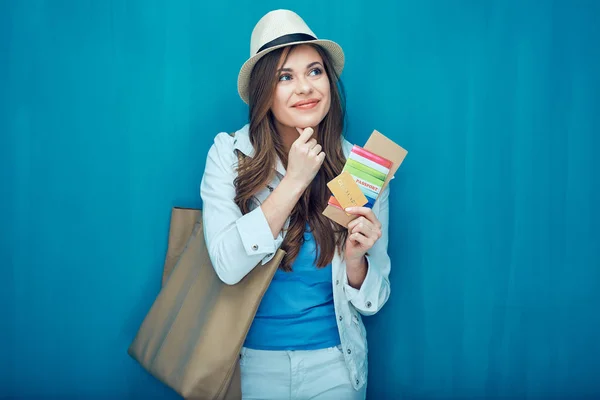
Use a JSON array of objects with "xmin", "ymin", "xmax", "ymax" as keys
[
  {"xmin": 306, "ymin": 138, "xmax": 318, "ymax": 150},
  {"xmin": 295, "ymin": 127, "xmax": 314, "ymax": 143},
  {"xmin": 352, "ymin": 219, "xmax": 381, "ymax": 240},
  {"xmin": 344, "ymin": 207, "xmax": 381, "ymax": 229},
  {"xmin": 349, "ymin": 232, "xmax": 375, "ymax": 248},
  {"xmin": 347, "ymin": 216, "xmax": 367, "ymax": 231},
  {"xmin": 310, "ymin": 144, "xmax": 322, "ymax": 155},
  {"xmin": 349, "ymin": 217, "xmax": 379, "ymax": 238},
  {"xmin": 316, "ymin": 151, "xmax": 326, "ymax": 164},
  {"xmin": 349, "ymin": 217, "xmax": 374, "ymax": 234}
]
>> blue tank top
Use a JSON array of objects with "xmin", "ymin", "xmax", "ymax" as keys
[{"xmin": 243, "ymin": 224, "xmax": 341, "ymax": 350}]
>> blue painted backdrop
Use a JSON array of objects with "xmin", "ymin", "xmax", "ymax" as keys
[{"xmin": 2, "ymin": 0, "xmax": 599, "ymax": 398}]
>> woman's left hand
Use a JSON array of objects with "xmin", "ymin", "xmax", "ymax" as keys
[{"xmin": 344, "ymin": 207, "xmax": 382, "ymax": 263}]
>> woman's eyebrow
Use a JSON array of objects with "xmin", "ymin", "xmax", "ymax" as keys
[
  {"xmin": 278, "ymin": 61, "xmax": 323, "ymax": 73},
  {"xmin": 306, "ymin": 61, "xmax": 323, "ymax": 69}
]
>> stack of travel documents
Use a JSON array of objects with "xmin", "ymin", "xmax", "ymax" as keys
[
  {"xmin": 327, "ymin": 145, "xmax": 393, "ymax": 211},
  {"xmin": 324, "ymin": 130, "xmax": 408, "ymax": 228}
]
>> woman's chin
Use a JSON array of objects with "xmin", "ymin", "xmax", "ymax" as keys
[{"xmin": 291, "ymin": 116, "xmax": 325, "ymax": 130}]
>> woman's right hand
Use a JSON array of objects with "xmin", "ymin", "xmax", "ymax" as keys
[{"xmin": 284, "ymin": 127, "xmax": 326, "ymax": 189}]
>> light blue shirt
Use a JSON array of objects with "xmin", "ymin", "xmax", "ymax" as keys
[{"xmin": 243, "ymin": 224, "xmax": 341, "ymax": 350}]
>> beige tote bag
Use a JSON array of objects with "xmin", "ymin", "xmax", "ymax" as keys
[{"xmin": 128, "ymin": 206, "xmax": 284, "ymax": 399}]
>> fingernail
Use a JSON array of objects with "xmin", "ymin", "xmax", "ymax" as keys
[{"xmin": 345, "ymin": 207, "xmax": 352, "ymax": 212}]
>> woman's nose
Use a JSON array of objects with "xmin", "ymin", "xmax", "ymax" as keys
[{"xmin": 295, "ymin": 77, "xmax": 313, "ymax": 95}]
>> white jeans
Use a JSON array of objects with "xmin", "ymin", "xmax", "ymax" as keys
[{"xmin": 239, "ymin": 345, "xmax": 366, "ymax": 400}]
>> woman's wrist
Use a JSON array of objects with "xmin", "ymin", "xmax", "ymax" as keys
[
  {"xmin": 280, "ymin": 176, "xmax": 307, "ymax": 199},
  {"xmin": 345, "ymin": 255, "xmax": 368, "ymax": 289},
  {"xmin": 261, "ymin": 176, "xmax": 305, "ymax": 239}
]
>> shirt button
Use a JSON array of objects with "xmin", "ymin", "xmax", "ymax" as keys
[
  {"xmin": 338, "ymin": 315, "xmax": 343, "ymax": 321},
  {"xmin": 356, "ymin": 379, "xmax": 360, "ymax": 385},
  {"xmin": 347, "ymin": 348, "xmax": 352, "ymax": 354},
  {"xmin": 336, "ymin": 279, "xmax": 339, "ymax": 285},
  {"xmin": 366, "ymin": 301, "xmax": 372, "ymax": 308},
  {"xmin": 251, "ymin": 244, "xmax": 259, "ymax": 251}
]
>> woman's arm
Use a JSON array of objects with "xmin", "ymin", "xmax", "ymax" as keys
[
  {"xmin": 200, "ymin": 133, "xmax": 284, "ymax": 285},
  {"xmin": 342, "ymin": 185, "xmax": 392, "ymax": 316},
  {"xmin": 200, "ymin": 128, "xmax": 324, "ymax": 285}
]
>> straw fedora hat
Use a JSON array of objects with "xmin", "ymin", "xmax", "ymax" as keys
[{"xmin": 237, "ymin": 9, "xmax": 345, "ymax": 104}]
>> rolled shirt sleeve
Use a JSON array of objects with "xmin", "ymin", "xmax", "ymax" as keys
[
  {"xmin": 235, "ymin": 205, "xmax": 284, "ymax": 263},
  {"xmin": 200, "ymin": 132, "xmax": 284, "ymax": 285}
]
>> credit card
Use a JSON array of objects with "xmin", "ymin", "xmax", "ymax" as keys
[{"xmin": 326, "ymin": 171, "xmax": 368, "ymax": 215}]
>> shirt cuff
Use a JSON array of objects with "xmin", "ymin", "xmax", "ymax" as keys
[
  {"xmin": 343, "ymin": 254, "xmax": 381, "ymax": 313},
  {"xmin": 235, "ymin": 206, "xmax": 284, "ymax": 264}
]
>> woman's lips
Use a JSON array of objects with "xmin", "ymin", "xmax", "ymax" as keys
[{"xmin": 293, "ymin": 99, "xmax": 320, "ymax": 110}]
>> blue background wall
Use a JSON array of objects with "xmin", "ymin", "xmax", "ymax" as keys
[{"xmin": 2, "ymin": 0, "xmax": 599, "ymax": 398}]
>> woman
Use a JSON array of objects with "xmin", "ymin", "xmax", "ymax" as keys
[{"xmin": 200, "ymin": 9, "xmax": 392, "ymax": 400}]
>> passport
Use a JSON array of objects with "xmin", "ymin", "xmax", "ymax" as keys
[{"xmin": 323, "ymin": 130, "xmax": 408, "ymax": 228}]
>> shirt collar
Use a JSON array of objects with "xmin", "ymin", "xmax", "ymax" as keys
[{"xmin": 232, "ymin": 124, "xmax": 255, "ymax": 157}]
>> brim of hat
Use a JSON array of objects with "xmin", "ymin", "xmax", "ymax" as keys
[{"xmin": 237, "ymin": 39, "xmax": 345, "ymax": 104}]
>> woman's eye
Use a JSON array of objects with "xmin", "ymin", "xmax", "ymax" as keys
[
  {"xmin": 309, "ymin": 68, "xmax": 323, "ymax": 76},
  {"xmin": 279, "ymin": 74, "xmax": 292, "ymax": 81}
]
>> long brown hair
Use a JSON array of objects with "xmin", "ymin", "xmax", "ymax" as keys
[{"xmin": 234, "ymin": 44, "xmax": 348, "ymax": 271}]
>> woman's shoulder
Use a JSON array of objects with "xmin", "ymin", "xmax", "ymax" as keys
[
  {"xmin": 208, "ymin": 124, "xmax": 251, "ymax": 157},
  {"xmin": 205, "ymin": 124, "xmax": 251, "ymax": 173},
  {"xmin": 211, "ymin": 125, "xmax": 243, "ymax": 148}
]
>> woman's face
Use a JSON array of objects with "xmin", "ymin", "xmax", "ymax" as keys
[{"xmin": 271, "ymin": 45, "xmax": 331, "ymax": 131}]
